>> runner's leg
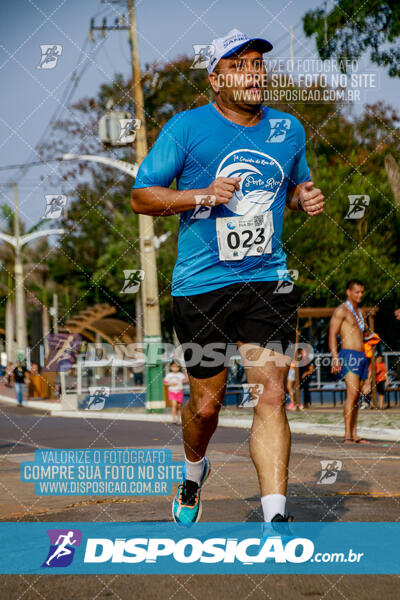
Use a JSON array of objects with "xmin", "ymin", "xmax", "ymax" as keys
[
  {"xmin": 182, "ymin": 368, "xmax": 228, "ymax": 461},
  {"xmin": 238, "ymin": 343, "xmax": 290, "ymax": 497},
  {"xmin": 343, "ymin": 371, "xmax": 360, "ymax": 440}
]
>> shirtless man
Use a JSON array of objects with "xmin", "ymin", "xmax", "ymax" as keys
[{"xmin": 329, "ymin": 280, "xmax": 370, "ymax": 444}]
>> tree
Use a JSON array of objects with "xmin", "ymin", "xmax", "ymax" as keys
[
  {"xmin": 39, "ymin": 55, "xmax": 400, "ymax": 351},
  {"xmin": 40, "ymin": 57, "xmax": 210, "ymax": 334},
  {"xmin": 303, "ymin": 1, "xmax": 400, "ymax": 77}
]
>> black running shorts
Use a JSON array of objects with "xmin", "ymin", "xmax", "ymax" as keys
[{"xmin": 172, "ymin": 281, "xmax": 299, "ymax": 379}]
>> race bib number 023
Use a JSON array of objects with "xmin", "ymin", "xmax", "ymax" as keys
[{"xmin": 216, "ymin": 212, "xmax": 274, "ymax": 261}]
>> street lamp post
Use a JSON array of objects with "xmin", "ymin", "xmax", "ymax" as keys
[
  {"xmin": 0, "ymin": 183, "xmax": 64, "ymax": 361},
  {"xmin": 13, "ymin": 183, "xmax": 26, "ymax": 357}
]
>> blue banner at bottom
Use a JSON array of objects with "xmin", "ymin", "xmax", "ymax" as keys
[{"xmin": 0, "ymin": 522, "xmax": 398, "ymax": 574}]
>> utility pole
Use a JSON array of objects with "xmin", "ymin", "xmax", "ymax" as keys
[
  {"xmin": 89, "ymin": 2, "xmax": 164, "ymax": 412},
  {"xmin": 13, "ymin": 183, "xmax": 27, "ymax": 359},
  {"xmin": 324, "ymin": 1, "xmax": 328, "ymax": 45},
  {"xmin": 127, "ymin": 0, "xmax": 163, "ymax": 412}
]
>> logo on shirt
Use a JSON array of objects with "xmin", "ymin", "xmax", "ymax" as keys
[
  {"xmin": 266, "ymin": 119, "xmax": 291, "ymax": 143},
  {"xmin": 215, "ymin": 149, "xmax": 284, "ymax": 216}
]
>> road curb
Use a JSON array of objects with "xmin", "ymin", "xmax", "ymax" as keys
[
  {"xmin": 49, "ymin": 409, "xmax": 400, "ymax": 441},
  {"xmin": 1, "ymin": 393, "xmax": 398, "ymax": 442},
  {"xmin": 0, "ymin": 394, "xmax": 59, "ymax": 412}
]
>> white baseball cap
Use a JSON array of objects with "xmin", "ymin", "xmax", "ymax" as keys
[{"xmin": 207, "ymin": 28, "xmax": 273, "ymax": 74}]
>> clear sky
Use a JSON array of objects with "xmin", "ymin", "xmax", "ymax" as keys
[{"xmin": 0, "ymin": 0, "xmax": 396, "ymax": 227}]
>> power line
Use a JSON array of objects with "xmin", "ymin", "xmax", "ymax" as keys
[
  {"xmin": 12, "ymin": 16, "xmax": 108, "ymax": 187},
  {"xmin": 0, "ymin": 159, "xmax": 67, "ymax": 172}
]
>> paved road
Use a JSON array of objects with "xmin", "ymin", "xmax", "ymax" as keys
[{"xmin": 0, "ymin": 401, "xmax": 399, "ymax": 599}]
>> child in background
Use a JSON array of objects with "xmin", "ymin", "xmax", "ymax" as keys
[
  {"xmin": 376, "ymin": 355, "xmax": 389, "ymax": 410},
  {"xmin": 164, "ymin": 361, "xmax": 188, "ymax": 425}
]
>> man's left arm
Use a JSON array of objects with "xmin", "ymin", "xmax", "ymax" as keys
[{"xmin": 286, "ymin": 180, "xmax": 325, "ymax": 216}]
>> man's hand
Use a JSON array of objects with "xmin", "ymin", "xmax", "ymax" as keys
[
  {"xmin": 299, "ymin": 181, "xmax": 324, "ymax": 216},
  {"xmin": 395, "ymin": 308, "xmax": 400, "ymax": 320},
  {"xmin": 331, "ymin": 356, "xmax": 341, "ymax": 375},
  {"xmin": 205, "ymin": 177, "xmax": 241, "ymax": 206}
]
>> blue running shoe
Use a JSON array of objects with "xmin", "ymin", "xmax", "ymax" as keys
[
  {"xmin": 172, "ymin": 457, "xmax": 211, "ymax": 526},
  {"xmin": 261, "ymin": 513, "xmax": 294, "ymax": 544}
]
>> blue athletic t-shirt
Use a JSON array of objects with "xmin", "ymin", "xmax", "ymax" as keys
[{"xmin": 133, "ymin": 103, "xmax": 310, "ymax": 296}]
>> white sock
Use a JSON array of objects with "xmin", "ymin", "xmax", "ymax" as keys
[
  {"xmin": 185, "ymin": 455, "xmax": 204, "ymax": 484},
  {"xmin": 261, "ymin": 494, "xmax": 286, "ymax": 522}
]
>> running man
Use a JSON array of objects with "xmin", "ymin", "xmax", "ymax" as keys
[
  {"xmin": 329, "ymin": 280, "xmax": 370, "ymax": 444},
  {"xmin": 131, "ymin": 29, "xmax": 324, "ymax": 525},
  {"xmin": 46, "ymin": 531, "xmax": 77, "ymax": 566}
]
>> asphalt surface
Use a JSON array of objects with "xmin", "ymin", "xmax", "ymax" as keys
[{"xmin": 0, "ymin": 401, "xmax": 399, "ymax": 599}]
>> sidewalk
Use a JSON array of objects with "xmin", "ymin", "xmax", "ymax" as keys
[{"xmin": 0, "ymin": 382, "xmax": 60, "ymax": 411}]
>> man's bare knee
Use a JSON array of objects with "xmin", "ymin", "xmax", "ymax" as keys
[
  {"xmin": 345, "ymin": 391, "xmax": 359, "ymax": 404},
  {"xmin": 187, "ymin": 371, "xmax": 226, "ymax": 420},
  {"xmin": 186, "ymin": 398, "xmax": 220, "ymax": 425},
  {"xmin": 187, "ymin": 386, "xmax": 222, "ymax": 421},
  {"xmin": 254, "ymin": 384, "xmax": 286, "ymax": 410}
]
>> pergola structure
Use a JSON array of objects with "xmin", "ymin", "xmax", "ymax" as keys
[
  {"xmin": 34, "ymin": 304, "xmax": 138, "ymax": 400},
  {"xmin": 296, "ymin": 306, "xmax": 380, "ymax": 405},
  {"xmin": 60, "ymin": 303, "xmax": 136, "ymax": 348}
]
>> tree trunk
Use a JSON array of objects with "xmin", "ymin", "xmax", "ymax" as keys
[{"xmin": 385, "ymin": 154, "xmax": 400, "ymax": 210}]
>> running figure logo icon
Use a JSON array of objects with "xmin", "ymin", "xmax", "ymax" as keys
[
  {"xmin": 121, "ymin": 269, "xmax": 145, "ymax": 294},
  {"xmin": 43, "ymin": 194, "xmax": 67, "ymax": 219},
  {"xmin": 274, "ymin": 269, "xmax": 299, "ymax": 294},
  {"xmin": 317, "ymin": 460, "xmax": 342, "ymax": 485},
  {"xmin": 239, "ymin": 383, "xmax": 264, "ymax": 408},
  {"xmin": 86, "ymin": 386, "xmax": 110, "ymax": 410},
  {"xmin": 42, "ymin": 529, "xmax": 82, "ymax": 567},
  {"xmin": 118, "ymin": 118, "xmax": 141, "ymax": 144},
  {"xmin": 345, "ymin": 195, "xmax": 370, "ymax": 219},
  {"xmin": 191, "ymin": 44, "xmax": 215, "ymax": 69},
  {"xmin": 266, "ymin": 119, "xmax": 291, "ymax": 143},
  {"xmin": 36, "ymin": 45, "xmax": 62, "ymax": 69}
]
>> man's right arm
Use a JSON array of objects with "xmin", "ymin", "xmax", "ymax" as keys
[
  {"xmin": 329, "ymin": 307, "xmax": 344, "ymax": 374},
  {"xmin": 131, "ymin": 177, "xmax": 241, "ymax": 217},
  {"xmin": 131, "ymin": 113, "xmax": 240, "ymax": 217}
]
